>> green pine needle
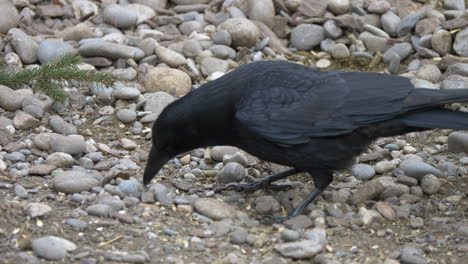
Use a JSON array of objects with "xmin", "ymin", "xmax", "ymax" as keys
[{"xmin": 0, "ymin": 53, "xmax": 115, "ymax": 102}]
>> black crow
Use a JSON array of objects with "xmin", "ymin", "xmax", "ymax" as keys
[{"xmin": 143, "ymin": 60, "xmax": 468, "ymax": 220}]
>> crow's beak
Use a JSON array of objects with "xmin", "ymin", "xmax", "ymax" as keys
[{"xmin": 143, "ymin": 146, "xmax": 172, "ymax": 185}]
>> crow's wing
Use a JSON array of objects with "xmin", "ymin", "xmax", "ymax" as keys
[{"xmin": 235, "ymin": 68, "xmax": 413, "ymax": 147}]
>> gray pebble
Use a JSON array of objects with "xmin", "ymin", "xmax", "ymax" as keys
[
  {"xmin": 25, "ymin": 203, "xmax": 52, "ymax": 218},
  {"xmin": 31, "ymin": 236, "xmax": 76, "ymax": 261},
  {"xmin": 14, "ymin": 184, "xmax": 29, "ymax": 198},
  {"xmin": 381, "ymin": 11, "xmax": 401, "ymax": 37},
  {"xmin": 410, "ymin": 217, "xmax": 424, "ymax": 229},
  {"xmin": 274, "ymin": 240, "xmax": 323, "ymax": 259},
  {"xmin": 281, "ymin": 229, "xmax": 300, "ymax": 242},
  {"xmin": 216, "ymin": 162, "xmax": 245, "ymax": 184},
  {"xmin": 103, "ymin": 4, "xmax": 137, "ymax": 29},
  {"xmin": 397, "ymin": 12, "xmax": 421, "ymax": 37},
  {"xmin": 351, "ymin": 164, "xmax": 375, "ymax": 180},
  {"xmin": 116, "ymin": 109, "xmax": 137, "ymax": 123},
  {"xmin": 193, "ymin": 198, "xmax": 237, "ymax": 220},
  {"xmin": 66, "ymin": 218, "xmax": 88, "ymax": 230},
  {"xmin": 323, "ymin": 20, "xmax": 342, "ymax": 39},
  {"xmin": 212, "ymin": 30, "xmax": 232, "ymax": 46},
  {"xmin": 383, "ymin": 43, "xmax": 412, "ymax": 63},
  {"xmin": 420, "ymin": 174, "xmax": 441, "ymax": 195},
  {"xmin": 304, "ymin": 228, "xmax": 328, "ymax": 246},
  {"xmin": 113, "ymin": 86, "xmax": 140, "ymax": 100},
  {"xmin": 49, "ymin": 115, "xmax": 77, "ymax": 135},
  {"xmin": 331, "ymin": 43, "xmax": 350, "ymax": 59},
  {"xmin": 230, "ymin": 228, "xmax": 248, "ymax": 244},
  {"xmin": 255, "ymin": 195, "xmax": 281, "ymax": 215},
  {"xmin": 290, "ymin": 24, "xmax": 324, "ymax": 51},
  {"xmin": 150, "ymin": 183, "xmax": 173, "ymax": 205},
  {"xmin": 400, "ymin": 161, "xmax": 441, "ymax": 180},
  {"xmin": 53, "ymin": 171, "xmax": 100, "ymax": 194},
  {"xmin": 86, "ymin": 203, "xmax": 113, "ymax": 217},
  {"xmin": 400, "ymin": 245, "xmax": 427, "ymax": 264},
  {"xmin": 37, "ymin": 39, "xmax": 75, "ymax": 64},
  {"xmin": 448, "ymin": 132, "xmax": 468, "ymax": 153},
  {"xmin": 116, "ymin": 179, "xmax": 143, "ymax": 198},
  {"xmin": 5, "ymin": 152, "xmax": 25, "ymax": 161}
]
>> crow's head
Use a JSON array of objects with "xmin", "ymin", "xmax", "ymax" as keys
[{"xmin": 143, "ymin": 99, "xmax": 199, "ymax": 185}]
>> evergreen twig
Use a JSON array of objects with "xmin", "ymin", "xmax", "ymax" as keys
[{"xmin": 0, "ymin": 54, "xmax": 115, "ymax": 102}]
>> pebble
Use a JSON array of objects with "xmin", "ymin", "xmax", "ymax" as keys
[
  {"xmin": 458, "ymin": 224, "xmax": 468, "ymax": 237},
  {"xmin": 431, "ymin": 29, "xmax": 452, "ymax": 56},
  {"xmin": 230, "ymin": 228, "xmax": 248, "ymax": 244},
  {"xmin": 29, "ymin": 164, "xmax": 56, "ymax": 176},
  {"xmin": 66, "ymin": 218, "xmax": 88, "ymax": 230},
  {"xmin": 200, "ymin": 57, "xmax": 229, "ymax": 76},
  {"xmin": 444, "ymin": 0, "xmax": 466, "ymax": 10},
  {"xmin": 331, "ymin": 43, "xmax": 350, "ymax": 59},
  {"xmin": 323, "ymin": 20, "xmax": 343, "ymax": 39},
  {"xmin": 13, "ymin": 111, "xmax": 40, "ymax": 130},
  {"xmin": 103, "ymin": 4, "xmax": 137, "ymax": 29},
  {"xmin": 381, "ymin": 11, "xmax": 401, "ymax": 37},
  {"xmin": 86, "ymin": 203, "xmax": 113, "ymax": 217},
  {"xmin": 150, "ymin": 183, "xmax": 174, "ymax": 205},
  {"xmin": 284, "ymin": 215, "xmax": 314, "ymax": 230},
  {"xmin": 281, "ymin": 229, "xmax": 300, "ymax": 242},
  {"xmin": 213, "ymin": 30, "xmax": 232, "ymax": 46},
  {"xmin": 193, "ymin": 198, "xmax": 237, "ymax": 220},
  {"xmin": 397, "ymin": 12, "xmax": 421, "ymax": 37},
  {"xmin": 216, "ymin": 162, "xmax": 245, "ymax": 184},
  {"xmin": 447, "ymin": 132, "xmax": 468, "ymax": 153},
  {"xmin": 114, "ymin": 86, "xmax": 141, "ymax": 100},
  {"xmin": 25, "ymin": 203, "xmax": 52, "ymax": 218},
  {"xmin": 7, "ymin": 28, "xmax": 38, "ymax": 64},
  {"xmin": 22, "ymin": 95, "xmax": 53, "ymax": 119},
  {"xmin": 220, "ymin": 18, "xmax": 260, "ymax": 47},
  {"xmin": 0, "ymin": 0, "xmax": 20, "ymax": 34},
  {"xmin": 374, "ymin": 160, "xmax": 396, "ymax": 174},
  {"xmin": 0, "ymin": 85, "xmax": 32, "ymax": 112},
  {"xmin": 255, "ymin": 195, "xmax": 281, "ymax": 215},
  {"xmin": 144, "ymin": 92, "xmax": 174, "ymax": 117},
  {"xmin": 145, "ymin": 67, "xmax": 191, "ymax": 96},
  {"xmin": 14, "ymin": 184, "xmax": 29, "ymax": 198},
  {"xmin": 116, "ymin": 179, "xmax": 143, "ymax": 198},
  {"xmin": 303, "ymin": 228, "xmax": 327, "ymax": 245},
  {"xmin": 350, "ymin": 178, "xmax": 385, "ymax": 205},
  {"xmin": 400, "ymin": 245, "xmax": 427, "ymax": 264},
  {"xmin": 53, "ymin": 171, "xmax": 100, "ymax": 193},
  {"xmin": 375, "ymin": 202, "xmax": 396, "ymax": 220},
  {"xmin": 410, "ymin": 217, "xmax": 424, "ymax": 229},
  {"xmin": 453, "ymin": 27, "xmax": 468, "ymax": 56},
  {"xmin": 383, "ymin": 43, "xmax": 413, "ymax": 63},
  {"xmin": 37, "ymin": 39, "xmax": 75, "ymax": 64},
  {"xmin": 31, "ymin": 236, "xmax": 76, "ymax": 261},
  {"xmin": 116, "ymin": 109, "xmax": 137, "ymax": 123},
  {"xmin": 49, "ymin": 115, "xmax": 77, "ymax": 135},
  {"xmin": 415, "ymin": 65, "xmax": 441, "ymax": 83},
  {"xmin": 290, "ymin": 24, "xmax": 324, "ymax": 51},
  {"xmin": 420, "ymin": 174, "xmax": 441, "ymax": 195},
  {"xmin": 274, "ymin": 240, "xmax": 323, "ymax": 259},
  {"xmin": 315, "ymin": 59, "xmax": 331, "ymax": 69},
  {"xmin": 46, "ymin": 152, "xmax": 74, "ymax": 168},
  {"xmin": 328, "ymin": 0, "xmax": 350, "ymax": 15},
  {"xmin": 78, "ymin": 41, "xmax": 145, "ymax": 60},
  {"xmin": 5, "ymin": 151, "xmax": 25, "ymax": 161},
  {"xmin": 400, "ymin": 161, "xmax": 441, "ymax": 180}
]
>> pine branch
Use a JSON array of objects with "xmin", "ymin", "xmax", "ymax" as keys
[{"xmin": 0, "ymin": 54, "xmax": 115, "ymax": 102}]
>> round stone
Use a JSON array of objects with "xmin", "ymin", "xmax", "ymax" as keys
[
  {"xmin": 290, "ymin": 24, "xmax": 324, "ymax": 51},
  {"xmin": 145, "ymin": 67, "xmax": 191, "ymax": 96},
  {"xmin": 220, "ymin": 18, "xmax": 260, "ymax": 47},
  {"xmin": 116, "ymin": 109, "xmax": 137, "ymax": 123}
]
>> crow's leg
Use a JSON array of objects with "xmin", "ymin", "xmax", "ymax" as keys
[
  {"xmin": 260, "ymin": 170, "xmax": 333, "ymax": 224},
  {"xmin": 234, "ymin": 168, "xmax": 299, "ymax": 192}
]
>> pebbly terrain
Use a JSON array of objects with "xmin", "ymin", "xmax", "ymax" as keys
[{"xmin": 0, "ymin": 0, "xmax": 468, "ymax": 263}]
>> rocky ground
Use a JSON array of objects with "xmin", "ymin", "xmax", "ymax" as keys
[{"xmin": 1, "ymin": 0, "xmax": 468, "ymax": 263}]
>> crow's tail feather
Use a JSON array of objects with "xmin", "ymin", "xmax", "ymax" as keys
[
  {"xmin": 405, "ymin": 88, "xmax": 468, "ymax": 111},
  {"xmin": 400, "ymin": 109, "xmax": 468, "ymax": 130}
]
